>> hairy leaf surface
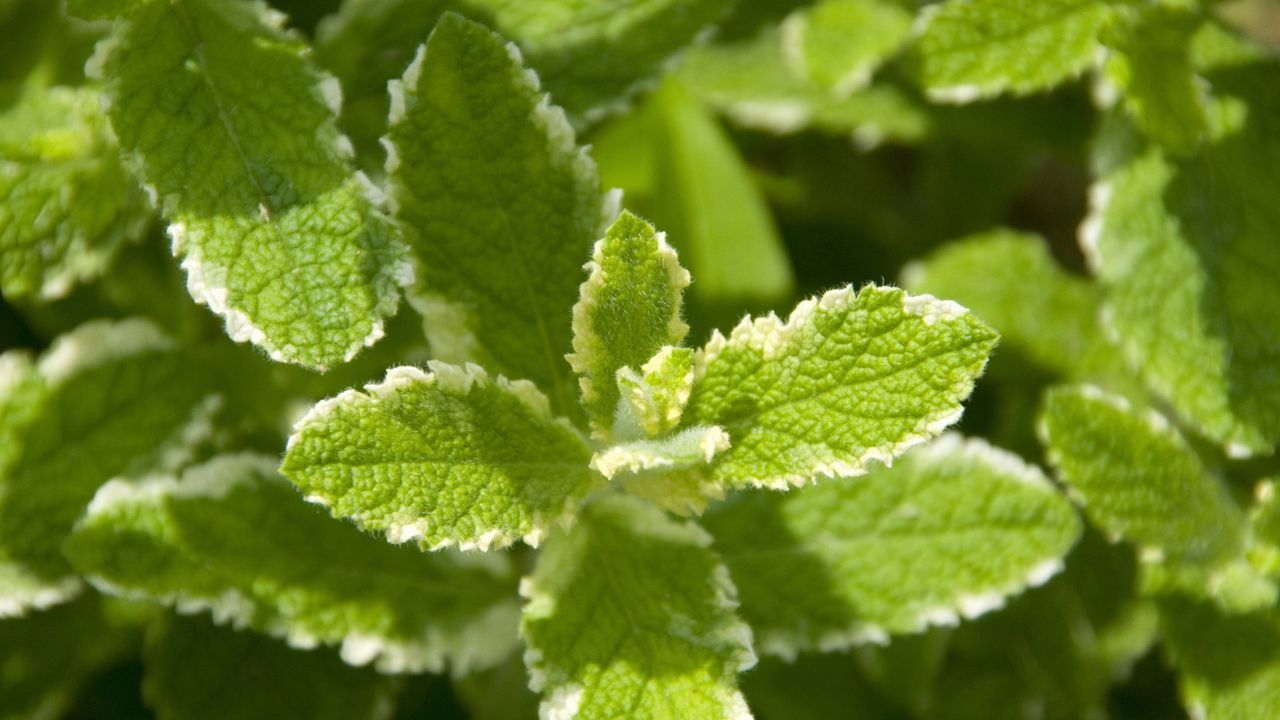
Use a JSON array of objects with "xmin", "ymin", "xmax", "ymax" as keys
[
  {"xmin": 704, "ymin": 434, "xmax": 1080, "ymax": 656},
  {"xmin": 520, "ymin": 495, "xmax": 755, "ymax": 719},
  {"xmin": 385, "ymin": 13, "xmax": 612, "ymax": 416},
  {"xmin": 95, "ymin": 0, "xmax": 408, "ymax": 369},
  {"xmin": 686, "ymin": 285, "xmax": 998, "ymax": 489},
  {"xmin": 568, "ymin": 210, "xmax": 689, "ymax": 435},
  {"xmin": 282, "ymin": 364, "xmax": 599, "ymax": 551}
]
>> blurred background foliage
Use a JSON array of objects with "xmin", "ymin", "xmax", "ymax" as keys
[{"xmin": 3, "ymin": 0, "xmax": 1280, "ymax": 718}]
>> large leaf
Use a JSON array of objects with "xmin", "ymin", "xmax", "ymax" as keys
[
  {"xmin": 65, "ymin": 454, "xmax": 520, "ymax": 673},
  {"xmin": 144, "ymin": 615, "xmax": 401, "ymax": 720},
  {"xmin": 384, "ymin": 12, "xmax": 613, "ymax": 416},
  {"xmin": 567, "ymin": 210, "xmax": 689, "ymax": 436},
  {"xmin": 93, "ymin": 0, "xmax": 409, "ymax": 369},
  {"xmin": 685, "ymin": 284, "xmax": 998, "ymax": 490},
  {"xmin": 1083, "ymin": 57, "xmax": 1280, "ymax": 456},
  {"xmin": 910, "ymin": 0, "xmax": 1116, "ymax": 102},
  {"xmin": 0, "ymin": 83, "xmax": 148, "ymax": 300},
  {"xmin": 0, "ymin": 319, "xmax": 217, "ymax": 616},
  {"xmin": 520, "ymin": 495, "xmax": 755, "ymax": 719},
  {"xmin": 704, "ymin": 433, "xmax": 1080, "ymax": 656},
  {"xmin": 281, "ymin": 363, "xmax": 599, "ymax": 551},
  {"xmin": 1039, "ymin": 386, "xmax": 1271, "ymax": 610}
]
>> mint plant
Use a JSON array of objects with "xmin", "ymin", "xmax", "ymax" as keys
[{"xmin": 3, "ymin": 0, "xmax": 1280, "ymax": 718}]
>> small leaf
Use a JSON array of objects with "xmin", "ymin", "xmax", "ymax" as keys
[
  {"xmin": 466, "ymin": 0, "xmax": 735, "ymax": 125},
  {"xmin": 686, "ymin": 284, "xmax": 998, "ymax": 490},
  {"xmin": 520, "ymin": 495, "xmax": 755, "ymax": 719},
  {"xmin": 910, "ymin": 0, "xmax": 1116, "ymax": 102},
  {"xmin": 613, "ymin": 345, "xmax": 697, "ymax": 440},
  {"xmin": 95, "ymin": 0, "xmax": 409, "ymax": 369},
  {"xmin": 900, "ymin": 228, "xmax": 1114, "ymax": 379},
  {"xmin": 568, "ymin": 210, "xmax": 690, "ymax": 436},
  {"xmin": 384, "ymin": 12, "xmax": 614, "ymax": 417},
  {"xmin": 144, "ymin": 615, "xmax": 401, "ymax": 720},
  {"xmin": 0, "ymin": 319, "xmax": 218, "ymax": 617},
  {"xmin": 1039, "ymin": 386, "xmax": 1271, "ymax": 610},
  {"xmin": 0, "ymin": 84, "xmax": 149, "ymax": 300},
  {"xmin": 66, "ymin": 455, "xmax": 520, "ymax": 674},
  {"xmin": 1083, "ymin": 59, "xmax": 1280, "ymax": 456},
  {"xmin": 781, "ymin": 0, "xmax": 913, "ymax": 96},
  {"xmin": 281, "ymin": 363, "xmax": 599, "ymax": 551},
  {"xmin": 704, "ymin": 433, "xmax": 1080, "ymax": 657},
  {"xmin": 593, "ymin": 425, "xmax": 731, "ymax": 515}
]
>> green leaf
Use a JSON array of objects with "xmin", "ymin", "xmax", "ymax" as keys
[
  {"xmin": 65, "ymin": 454, "xmax": 521, "ymax": 673},
  {"xmin": 466, "ymin": 0, "xmax": 735, "ymax": 125},
  {"xmin": 94, "ymin": 0, "xmax": 409, "ymax": 370},
  {"xmin": 1101, "ymin": 6, "xmax": 1209, "ymax": 154},
  {"xmin": 568, "ymin": 210, "xmax": 690, "ymax": 436},
  {"xmin": 1083, "ymin": 60, "xmax": 1280, "ymax": 456},
  {"xmin": 520, "ymin": 495, "xmax": 755, "ymax": 719},
  {"xmin": 780, "ymin": 0, "xmax": 913, "ymax": 96},
  {"xmin": 612, "ymin": 345, "xmax": 697, "ymax": 440},
  {"xmin": 910, "ymin": 0, "xmax": 1116, "ymax": 102},
  {"xmin": 314, "ymin": 0, "xmax": 451, "ymax": 166},
  {"xmin": 0, "ymin": 83, "xmax": 149, "ymax": 300},
  {"xmin": 1039, "ymin": 386, "xmax": 1271, "ymax": 610},
  {"xmin": 0, "ymin": 319, "xmax": 218, "ymax": 616},
  {"xmin": 384, "ymin": 12, "xmax": 613, "ymax": 417},
  {"xmin": 900, "ymin": 228, "xmax": 1113, "ymax": 378},
  {"xmin": 931, "ymin": 530, "xmax": 1159, "ymax": 720},
  {"xmin": 704, "ymin": 433, "xmax": 1081, "ymax": 656},
  {"xmin": 593, "ymin": 425, "xmax": 731, "ymax": 515},
  {"xmin": 685, "ymin": 284, "xmax": 998, "ymax": 490},
  {"xmin": 649, "ymin": 80, "xmax": 795, "ymax": 323},
  {"xmin": 1161, "ymin": 599, "xmax": 1280, "ymax": 720},
  {"xmin": 144, "ymin": 615, "xmax": 401, "ymax": 720},
  {"xmin": 675, "ymin": 27, "xmax": 930, "ymax": 145},
  {"xmin": 281, "ymin": 363, "xmax": 599, "ymax": 551}
]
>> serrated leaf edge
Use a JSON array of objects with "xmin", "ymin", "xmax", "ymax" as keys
[
  {"xmin": 567, "ymin": 219, "xmax": 691, "ymax": 435},
  {"xmin": 519, "ymin": 502, "xmax": 756, "ymax": 720},
  {"xmin": 91, "ymin": 2, "xmax": 413, "ymax": 370},
  {"xmin": 287, "ymin": 362, "xmax": 592, "ymax": 552},
  {"xmin": 696, "ymin": 284, "xmax": 989, "ymax": 490},
  {"xmin": 755, "ymin": 433, "xmax": 1074, "ymax": 659},
  {"xmin": 80, "ymin": 454, "xmax": 521, "ymax": 674}
]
